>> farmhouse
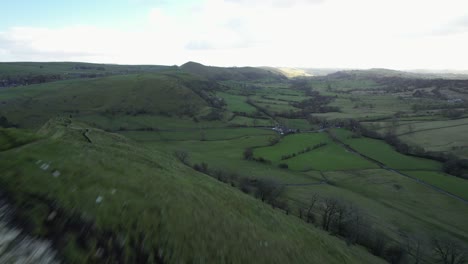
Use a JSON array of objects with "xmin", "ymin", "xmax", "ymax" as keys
[{"xmin": 272, "ymin": 125, "xmax": 298, "ymax": 135}]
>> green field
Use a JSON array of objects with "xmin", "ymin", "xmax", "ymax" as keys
[
  {"xmin": 254, "ymin": 133, "xmax": 330, "ymax": 161},
  {"xmin": 228, "ymin": 116, "xmax": 273, "ymax": 127},
  {"xmin": 332, "ymin": 129, "xmax": 443, "ymax": 170},
  {"xmin": 217, "ymin": 92, "xmax": 257, "ymax": 113},
  {"xmin": 285, "ymin": 144, "xmax": 378, "ymax": 171},
  {"xmin": 404, "ymin": 170, "xmax": 468, "ymax": 200}
]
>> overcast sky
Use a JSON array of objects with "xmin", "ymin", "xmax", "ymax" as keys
[{"xmin": 1, "ymin": 0, "xmax": 468, "ymax": 69}]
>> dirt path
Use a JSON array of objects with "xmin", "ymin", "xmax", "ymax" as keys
[{"xmin": 327, "ymin": 131, "xmax": 468, "ymax": 204}]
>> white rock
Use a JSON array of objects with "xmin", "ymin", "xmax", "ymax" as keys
[
  {"xmin": 52, "ymin": 171, "xmax": 60, "ymax": 177},
  {"xmin": 40, "ymin": 163, "xmax": 49, "ymax": 171},
  {"xmin": 96, "ymin": 196, "xmax": 103, "ymax": 204}
]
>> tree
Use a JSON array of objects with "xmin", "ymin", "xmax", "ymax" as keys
[
  {"xmin": 432, "ymin": 237, "xmax": 466, "ymax": 264},
  {"xmin": 403, "ymin": 232, "xmax": 427, "ymax": 264},
  {"xmin": 174, "ymin": 150, "xmax": 190, "ymax": 165},
  {"xmin": 255, "ymin": 179, "xmax": 284, "ymax": 204},
  {"xmin": 0, "ymin": 115, "xmax": 13, "ymax": 127},
  {"xmin": 333, "ymin": 200, "xmax": 351, "ymax": 236},
  {"xmin": 306, "ymin": 194, "xmax": 319, "ymax": 223},
  {"xmin": 321, "ymin": 198, "xmax": 339, "ymax": 231},
  {"xmin": 243, "ymin": 148, "xmax": 254, "ymax": 160}
]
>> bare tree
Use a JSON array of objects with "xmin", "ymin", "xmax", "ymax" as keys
[
  {"xmin": 306, "ymin": 194, "xmax": 319, "ymax": 223},
  {"xmin": 321, "ymin": 198, "xmax": 339, "ymax": 231},
  {"xmin": 333, "ymin": 200, "xmax": 351, "ymax": 236},
  {"xmin": 403, "ymin": 232, "xmax": 427, "ymax": 264},
  {"xmin": 432, "ymin": 237, "xmax": 466, "ymax": 264}
]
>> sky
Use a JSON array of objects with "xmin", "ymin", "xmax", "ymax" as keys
[{"xmin": 1, "ymin": 0, "xmax": 468, "ymax": 70}]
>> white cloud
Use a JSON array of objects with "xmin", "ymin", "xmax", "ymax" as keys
[{"xmin": 1, "ymin": 0, "xmax": 468, "ymax": 69}]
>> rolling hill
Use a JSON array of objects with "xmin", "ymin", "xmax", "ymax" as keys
[
  {"xmin": 180, "ymin": 61, "xmax": 287, "ymax": 81},
  {"xmin": 0, "ymin": 71, "xmax": 224, "ymax": 129}
]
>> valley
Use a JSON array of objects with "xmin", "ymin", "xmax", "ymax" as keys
[{"xmin": 0, "ymin": 61, "xmax": 467, "ymax": 263}]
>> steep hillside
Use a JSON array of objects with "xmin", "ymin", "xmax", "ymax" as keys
[
  {"xmin": 181, "ymin": 61, "xmax": 287, "ymax": 81},
  {"xmin": 0, "ymin": 71, "xmax": 224, "ymax": 128},
  {"xmin": 0, "ymin": 119, "xmax": 383, "ymax": 263}
]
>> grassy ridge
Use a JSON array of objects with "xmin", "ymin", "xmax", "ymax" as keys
[{"xmin": 0, "ymin": 119, "xmax": 382, "ymax": 263}]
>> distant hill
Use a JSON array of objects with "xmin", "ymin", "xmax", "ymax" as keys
[
  {"xmin": 325, "ymin": 68, "xmax": 468, "ymax": 80},
  {"xmin": 181, "ymin": 61, "xmax": 287, "ymax": 81},
  {"xmin": 261, "ymin": 67, "xmax": 312, "ymax": 78},
  {"xmin": 0, "ymin": 62, "xmax": 175, "ymax": 87},
  {"xmin": 0, "ymin": 71, "xmax": 223, "ymax": 128}
]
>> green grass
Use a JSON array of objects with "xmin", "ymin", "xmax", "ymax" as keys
[
  {"xmin": 155, "ymin": 135, "xmax": 324, "ymax": 185},
  {"xmin": 404, "ymin": 171, "xmax": 468, "ymax": 200},
  {"xmin": 217, "ymin": 92, "xmax": 257, "ymax": 113},
  {"xmin": 228, "ymin": 116, "xmax": 273, "ymax": 127},
  {"xmin": 285, "ymin": 144, "xmax": 379, "ymax": 171},
  {"xmin": 0, "ymin": 119, "xmax": 381, "ymax": 263},
  {"xmin": 0, "ymin": 72, "xmax": 214, "ymax": 128},
  {"xmin": 0, "ymin": 127, "xmax": 40, "ymax": 150},
  {"xmin": 277, "ymin": 118, "xmax": 314, "ymax": 130},
  {"xmin": 396, "ymin": 120, "xmax": 468, "ymax": 159},
  {"xmin": 253, "ymin": 132, "xmax": 377, "ymax": 171},
  {"xmin": 254, "ymin": 133, "xmax": 330, "ymax": 161},
  {"xmin": 120, "ymin": 127, "xmax": 276, "ymax": 141},
  {"xmin": 332, "ymin": 129, "xmax": 443, "ymax": 170}
]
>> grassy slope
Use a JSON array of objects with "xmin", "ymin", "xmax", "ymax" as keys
[
  {"xmin": 0, "ymin": 119, "xmax": 382, "ymax": 263},
  {"xmin": 0, "ymin": 72, "xmax": 213, "ymax": 128}
]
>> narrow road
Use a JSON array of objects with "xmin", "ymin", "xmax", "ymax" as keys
[{"xmin": 327, "ymin": 131, "xmax": 468, "ymax": 205}]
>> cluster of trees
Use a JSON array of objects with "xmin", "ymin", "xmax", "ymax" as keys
[
  {"xmin": 0, "ymin": 115, "xmax": 15, "ymax": 128},
  {"xmin": 0, "ymin": 74, "xmax": 64, "ymax": 87},
  {"xmin": 441, "ymin": 109, "xmax": 466, "ymax": 118},
  {"xmin": 376, "ymin": 77, "xmax": 468, "ymax": 94},
  {"xmin": 200, "ymin": 108, "xmax": 224, "ymax": 121},
  {"xmin": 298, "ymin": 194, "xmax": 468, "ymax": 264},
  {"xmin": 297, "ymin": 195, "xmax": 405, "ymax": 261},
  {"xmin": 73, "ymin": 65, "xmax": 106, "ymax": 71},
  {"xmin": 412, "ymin": 102, "xmax": 468, "ymax": 112},
  {"xmin": 280, "ymin": 142, "xmax": 327, "ymax": 160}
]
